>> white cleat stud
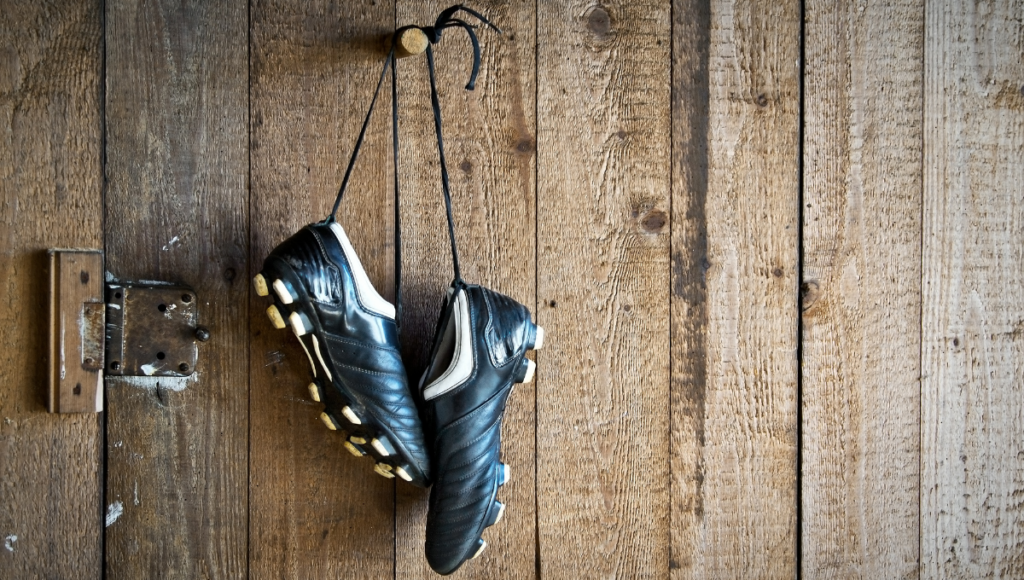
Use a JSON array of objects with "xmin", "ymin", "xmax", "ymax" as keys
[
  {"xmin": 341, "ymin": 406, "xmax": 362, "ymax": 425},
  {"xmin": 522, "ymin": 359, "xmax": 536, "ymax": 384},
  {"xmin": 393, "ymin": 466, "xmax": 413, "ymax": 482},
  {"xmin": 344, "ymin": 441, "xmax": 364, "ymax": 456},
  {"xmin": 266, "ymin": 305, "xmax": 287, "ymax": 329},
  {"xmin": 494, "ymin": 502, "xmax": 506, "ymax": 524},
  {"xmin": 253, "ymin": 274, "xmax": 269, "ymax": 297},
  {"xmin": 272, "ymin": 279, "xmax": 296, "ymax": 304},
  {"xmin": 499, "ymin": 463, "xmax": 510, "ymax": 486},
  {"xmin": 307, "ymin": 383, "xmax": 322, "ymax": 403},
  {"xmin": 350, "ymin": 436, "xmax": 367, "ymax": 445},
  {"xmin": 289, "ymin": 311, "xmax": 312, "ymax": 336},
  {"xmin": 533, "ymin": 326, "xmax": 545, "ymax": 350},
  {"xmin": 374, "ymin": 463, "xmax": 395, "ymax": 478},
  {"xmin": 370, "ymin": 438, "xmax": 390, "ymax": 457},
  {"xmin": 319, "ymin": 412, "xmax": 339, "ymax": 431},
  {"xmin": 471, "ymin": 540, "xmax": 487, "ymax": 559}
]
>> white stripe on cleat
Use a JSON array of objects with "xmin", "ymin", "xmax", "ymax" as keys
[
  {"xmin": 393, "ymin": 466, "xmax": 413, "ymax": 482},
  {"xmin": 312, "ymin": 335, "xmax": 332, "ymax": 381},
  {"xmin": 308, "ymin": 382, "xmax": 322, "ymax": 403},
  {"xmin": 272, "ymin": 279, "xmax": 296, "ymax": 304},
  {"xmin": 344, "ymin": 441, "xmax": 364, "ymax": 456},
  {"xmin": 341, "ymin": 406, "xmax": 362, "ymax": 425},
  {"xmin": 533, "ymin": 326, "xmax": 545, "ymax": 350},
  {"xmin": 522, "ymin": 359, "xmax": 536, "ymax": 383},
  {"xmin": 374, "ymin": 463, "xmax": 395, "ymax": 478},
  {"xmin": 471, "ymin": 540, "xmax": 487, "ymax": 559},
  {"xmin": 293, "ymin": 331, "xmax": 316, "ymax": 377},
  {"xmin": 370, "ymin": 437, "xmax": 391, "ymax": 457},
  {"xmin": 266, "ymin": 305, "xmax": 286, "ymax": 329},
  {"xmin": 253, "ymin": 274, "xmax": 269, "ymax": 297},
  {"xmin": 289, "ymin": 311, "xmax": 312, "ymax": 336},
  {"xmin": 319, "ymin": 412, "xmax": 339, "ymax": 431}
]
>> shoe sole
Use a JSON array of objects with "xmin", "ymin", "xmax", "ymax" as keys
[{"xmin": 254, "ymin": 264, "xmax": 428, "ymax": 487}]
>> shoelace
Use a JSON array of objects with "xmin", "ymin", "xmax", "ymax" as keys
[{"xmin": 324, "ymin": 5, "xmax": 500, "ymax": 321}]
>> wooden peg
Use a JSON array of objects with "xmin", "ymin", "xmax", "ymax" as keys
[{"xmin": 394, "ymin": 28, "xmax": 428, "ymax": 58}]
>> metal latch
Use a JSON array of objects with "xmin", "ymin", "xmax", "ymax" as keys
[
  {"xmin": 105, "ymin": 282, "xmax": 210, "ymax": 378},
  {"xmin": 47, "ymin": 250, "xmax": 210, "ymax": 413}
]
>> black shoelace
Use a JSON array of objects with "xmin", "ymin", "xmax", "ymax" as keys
[{"xmin": 324, "ymin": 5, "xmax": 500, "ymax": 320}]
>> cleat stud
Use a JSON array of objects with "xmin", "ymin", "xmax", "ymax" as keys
[
  {"xmin": 350, "ymin": 436, "xmax": 367, "ymax": 445},
  {"xmin": 341, "ymin": 406, "xmax": 362, "ymax": 425},
  {"xmin": 319, "ymin": 412, "xmax": 339, "ymax": 431},
  {"xmin": 370, "ymin": 437, "xmax": 391, "ymax": 457},
  {"xmin": 374, "ymin": 463, "xmax": 395, "ymax": 478},
  {"xmin": 253, "ymin": 274, "xmax": 269, "ymax": 297},
  {"xmin": 487, "ymin": 501, "xmax": 506, "ymax": 526},
  {"xmin": 471, "ymin": 539, "xmax": 487, "ymax": 559},
  {"xmin": 393, "ymin": 466, "xmax": 413, "ymax": 482},
  {"xmin": 344, "ymin": 441, "xmax": 364, "ymax": 456},
  {"xmin": 266, "ymin": 305, "xmax": 287, "ymax": 329},
  {"xmin": 307, "ymin": 382, "xmax": 322, "ymax": 403},
  {"xmin": 498, "ymin": 463, "xmax": 510, "ymax": 486},
  {"xmin": 532, "ymin": 326, "xmax": 545, "ymax": 350},
  {"xmin": 494, "ymin": 502, "xmax": 506, "ymax": 524},
  {"xmin": 522, "ymin": 359, "xmax": 536, "ymax": 384},
  {"xmin": 289, "ymin": 311, "xmax": 312, "ymax": 336},
  {"xmin": 272, "ymin": 279, "xmax": 296, "ymax": 304}
]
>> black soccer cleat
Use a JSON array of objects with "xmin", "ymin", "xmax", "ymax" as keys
[
  {"xmin": 419, "ymin": 281, "xmax": 542, "ymax": 575},
  {"xmin": 254, "ymin": 222, "xmax": 431, "ymax": 487}
]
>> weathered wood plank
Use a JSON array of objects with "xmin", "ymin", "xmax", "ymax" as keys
[
  {"xmin": 800, "ymin": 1, "xmax": 924, "ymax": 577},
  {"xmin": 671, "ymin": 0, "xmax": 800, "ymax": 576},
  {"xmin": 393, "ymin": 1, "xmax": 537, "ymax": 577},
  {"xmin": 104, "ymin": 0, "xmax": 249, "ymax": 576},
  {"xmin": 922, "ymin": 1, "xmax": 1024, "ymax": 577},
  {"xmin": 0, "ymin": 2, "xmax": 104, "ymax": 577},
  {"xmin": 537, "ymin": 1, "xmax": 671, "ymax": 576},
  {"xmin": 249, "ymin": 1, "xmax": 397, "ymax": 578}
]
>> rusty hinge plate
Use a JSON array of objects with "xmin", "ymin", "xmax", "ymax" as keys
[{"xmin": 105, "ymin": 282, "xmax": 209, "ymax": 378}]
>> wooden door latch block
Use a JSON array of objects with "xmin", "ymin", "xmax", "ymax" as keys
[
  {"xmin": 48, "ymin": 250, "xmax": 105, "ymax": 413},
  {"xmin": 47, "ymin": 250, "xmax": 211, "ymax": 413}
]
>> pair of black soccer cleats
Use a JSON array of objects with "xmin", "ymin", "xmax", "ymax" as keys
[
  {"xmin": 254, "ymin": 222, "xmax": 541, "ymax": 574},
  {"xmin": 254, "ymin": 5, "xmax": 524, "ymax": 574}
]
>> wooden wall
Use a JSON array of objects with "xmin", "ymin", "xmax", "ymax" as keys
[{"xmin": 1, "ymin": 0, "xmax": 1022, "ymax": 578}]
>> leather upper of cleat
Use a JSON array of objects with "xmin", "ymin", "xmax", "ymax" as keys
[
  {"xmin": 421, "ymin": 282, "xmax": 535, "ymax": 575},
  {"xmin": 262, "ymin": 223, "xmax": 431, "ymax": 485}
]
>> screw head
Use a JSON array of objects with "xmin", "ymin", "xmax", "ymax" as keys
[
  {"xmin": 194, "ymin": 327, "xmax": 211, "ymax": 342},
  {"xmin": 179, "ymin": 363, "xmax": 191, "ymax": 373}
]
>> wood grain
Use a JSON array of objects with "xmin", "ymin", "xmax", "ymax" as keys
[
  {"xmin": 537, "ymin": 1, "xmax": 671, "ymax": 576},
  {"xmin": 0, "ymin": 1, "xmax": 104, "ymax": 577},
  {"xmin": 922, "ymin": 1, "xmax": 1024, "ymax": 577},
  {"xmin": 393, "ymin": 1, "xmax": 537, "ymax": 577},
  {"xmin": 671, "ymin": 0, "xmax": 800, "ymax": 577},
  {"xmin": 800, "ymin": 1, "xmax": 924, "ymax": 577},
  {"xmin": 103, "ymin": 0, "xmax": 249, "ymax": 576},
  {"xmin": 248, "ymin": 1, "xmax": 398, "ymax": 578}
]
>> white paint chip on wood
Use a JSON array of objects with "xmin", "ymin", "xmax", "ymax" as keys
[
  {"xmin": 4, "ymin": 535, "xmax": 16, "ymax": 552},
  {"xmin": 105, "ymin": 502, "xmax": 124, "ymax": 528}
]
